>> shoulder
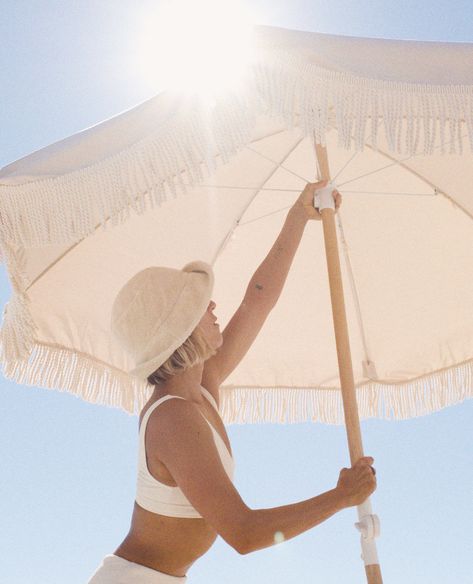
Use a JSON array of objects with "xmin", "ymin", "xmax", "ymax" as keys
[
  {"xmin": 146, "ymin": 396, "xmax": 202, "ymax": 431},
  {"xmin": 145, "ymin": 398, "xmax": 210, "ymax": 456},
  {"xmin": 144, "ymin": 399, "xmax": 228, "ymax": 481}
]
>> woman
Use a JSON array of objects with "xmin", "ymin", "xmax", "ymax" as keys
[{"xmin": 87, "ymin": 181, "xmax": 377, "ymax": 583}]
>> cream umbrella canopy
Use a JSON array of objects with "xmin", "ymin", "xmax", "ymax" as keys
[{"xmin": 1, "ymin": 25, "xmax": 472, "ymax": 583}]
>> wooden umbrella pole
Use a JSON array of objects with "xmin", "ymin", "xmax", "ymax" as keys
[{"xmin": 315, "ymin": 144, "xmax": 383, "ymax": 584}]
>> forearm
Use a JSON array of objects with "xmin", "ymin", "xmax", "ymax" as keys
[
  {"xmin": 245, "ymin": 202, "xmax": 308, "ymax": 307},
  {"xmin": 238, "ymin": 488, "xmax": 347, "ymax": 554}
]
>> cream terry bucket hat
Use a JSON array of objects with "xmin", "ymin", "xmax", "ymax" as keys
[{"xmin": 110, "ymin": 261, "xmax": 214, "ymax": 380}]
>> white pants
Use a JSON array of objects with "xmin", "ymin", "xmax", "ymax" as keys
[{"xmin": 87, "ymin": 554, "xmax": 187, "ymax": 584}]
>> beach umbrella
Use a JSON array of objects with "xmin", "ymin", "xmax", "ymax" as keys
[{"xmin": 1, "ymin": 26, "xmax": 472, "ymax": 584}]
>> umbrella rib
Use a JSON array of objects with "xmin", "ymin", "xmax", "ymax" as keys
[
  {"xmin": 182, "ymin": 184, "xmax": 435, "ymax": 197},
  {"xmin": 361, "ymin": 142, "xmax": 473, "ymax": 223},
  {"xmin": 184, "ymin": 183, "xmax": 298, "ymax": 225},
  {"xmin": 252, "ymin": 126, "xmax": 469, "ymax": 194},
  {"xmin": 336, "ymin": 131, "xmax": 470, "ymax": 189},
  {"xmin": 332, "ymin": 151, "xmax": 359, "ymax": 184},
  {"xmin": 210, "ymin": 136, "xmax": 306, "ymax": 266},
  {"xmin": 25, "ymin": 246, "xmax": 78, "ymax": 292},
  {"xmin": 248, "ymin": 128, "xmax": 289, "ymax": 144},
  {"xmin": 244, "ymin": 145, "xmax": 312, "ymax": 185},
  {"xmin": 336, "ymin": 160, "xmax": 410, "ymax": 188},
  {"xmin": 335, "ymin": 210, "xmax": 374, "ymax": 370},
  {"xmin": 242, "ymin": 142, "xmax": 436, "ymax": 199},
  {"xmin": 341, "ymin": 190, "xmax": 437, "ymax": 197},
  {"xmin": 238, "ymin": 205, "xmax": 294, "ymax": 226},
  {"xmin": 325, "ymin": 123, "xmax": 472, "ymax": 222},
  {"xmin": 330, "ymin": 117, "xmax": 380, "ymax": 185},
  {"xmin": 181, "ymin": 184, "xmax": 302, "ymax": 193}
]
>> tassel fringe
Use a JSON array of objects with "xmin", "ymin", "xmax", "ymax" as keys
[
  {"xmin": 0, "ymin": 340, "xmax": 153, "ymax": 415},
  {"xmin": 251, "ymin": 49, "xmax": 473, "ymax": 157},
  {"xmin": 0, "ymin": 53, "xmax": 472, "ymax": 253},
  {"xmin": 0, "ymin": 242, "xmax": 37, "ymax": 361},
  {"xmin": 0, "ymin": 292, "xmax": 36, "ymax": 362},
  {"xmin": 0, "ymin": 335, "xmax": 470, "ymax": 424},
  {"xmin": 220, "ymin": 359, "xmax": 473, "ymax": 424}
]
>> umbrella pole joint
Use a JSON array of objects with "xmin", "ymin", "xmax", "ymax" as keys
[{"xmin": 355, "ymin": 500, "xmax": 381, "ymax": 566}]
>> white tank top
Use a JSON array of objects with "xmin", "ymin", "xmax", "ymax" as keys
[{"xmin": 136, "ymin": 386, "xmax": 235, "ymax": 518}]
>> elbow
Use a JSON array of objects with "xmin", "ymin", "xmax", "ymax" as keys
[
  {"xmin": 232, "ymin": 536, "xmax": 252, "ymax": 556},
  {"xmin": 224, "ymin": 512, "xmax": 255, "ymax": 555},
  {"xmin": 233, "ymin": 533, "xmax": 252, "ymax": 555}
]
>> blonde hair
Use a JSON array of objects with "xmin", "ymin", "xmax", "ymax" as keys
[{"xmin": 147, "ymin": 326, "xmax": 217, "ymax": 386}]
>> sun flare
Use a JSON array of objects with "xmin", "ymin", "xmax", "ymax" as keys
[{"xmin": 135, "ymin": 0, "xmax": 257, "ymax": 96}]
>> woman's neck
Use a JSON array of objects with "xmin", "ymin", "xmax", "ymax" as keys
[{"xmin": 150, "ymin": 362, "xmax": 205, "ymax": 404}]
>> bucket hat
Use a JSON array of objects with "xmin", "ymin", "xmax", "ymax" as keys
[{"xmin": 110, "ymin": 261, "xmax": 214, "ymax": 380}]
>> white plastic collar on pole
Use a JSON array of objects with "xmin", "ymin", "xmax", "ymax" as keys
[
  {"xmin": 313, "ymin": 182, "xmax": 337, "ymax": 211},
  {"xmin": 355, "ymin": 498, "xmax": 381, "ymax": 566}
]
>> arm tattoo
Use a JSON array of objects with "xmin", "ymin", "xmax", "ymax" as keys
[{"xmin": 255, "ymin": 283, "xmax": 263, "ymax": 290}]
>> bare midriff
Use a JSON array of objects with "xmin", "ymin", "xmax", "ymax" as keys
[
  {"xmin": 113, "ymin": 388, "xmax": 231, "ymax": 578},
  {"xmin": 113, "ymin": 503, "xmax": 218, "ymax": 577}
]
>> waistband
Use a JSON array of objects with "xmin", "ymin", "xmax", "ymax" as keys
[{"xmin": 90, "ymin": 554, "xmax": 187, "ymax": 583}]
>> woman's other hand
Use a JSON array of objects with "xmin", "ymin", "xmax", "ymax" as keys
[
  {"xmin": 335, "ymin": 456, "xmax": 377, "ymax": 507},
  {"xmin": 297, "ymin": 180, "xmax": 342, "ymax": 221}
]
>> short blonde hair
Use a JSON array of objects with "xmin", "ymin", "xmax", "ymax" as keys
[{"xmin": 147, "ymin": 326, "xmax": 217, "ymax": 386}]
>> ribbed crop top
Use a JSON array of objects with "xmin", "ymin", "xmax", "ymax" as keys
[{"xmin": 136, "ymin": 386, "xmax": 235, "ymax": 518}]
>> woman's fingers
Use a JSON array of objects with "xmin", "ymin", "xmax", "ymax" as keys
[
  {"xmin": 300, "ymin": 183, "xmax": 342, "ymax": 219},
  {"xmin": 312, "ymin": 179, "xmax": 328, "ymax": 190},
  {"xmin": 357, "ymin": 457, "xmax": 376, "ymax": 477},
  {"xmin": 357, "ymin": 456, "xmax": 374, "ymax": 465}
]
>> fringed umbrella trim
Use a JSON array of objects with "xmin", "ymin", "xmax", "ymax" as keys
[
  {"xmin": 1, "ymin": 336, "xmax": 470, "ymax": 424},
  {"xmin": 220, "ymin": 358, "xmax": 473, "ymax": 424},
  {"xmin": 1, "ymin": 53, "xmax": 472, "ymax": 252}
]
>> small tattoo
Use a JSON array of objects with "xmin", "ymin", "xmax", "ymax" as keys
[{"xmin": 255, "ymin": 284, "xmax": 263, "ymax": 290}]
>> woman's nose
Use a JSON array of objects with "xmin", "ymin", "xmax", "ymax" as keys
[{"xmin": 209, "ymin": 300, "xmax": 216, "ymax": 310}]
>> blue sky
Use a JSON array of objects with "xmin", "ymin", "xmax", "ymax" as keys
[{"xmin": 1, "ymin": 2, "xmax": 472, "ymax": 583}]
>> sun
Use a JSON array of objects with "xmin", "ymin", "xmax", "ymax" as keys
[{"xmin": 135, "ymin": 0, "xmax": 257, "ymax": 97}]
